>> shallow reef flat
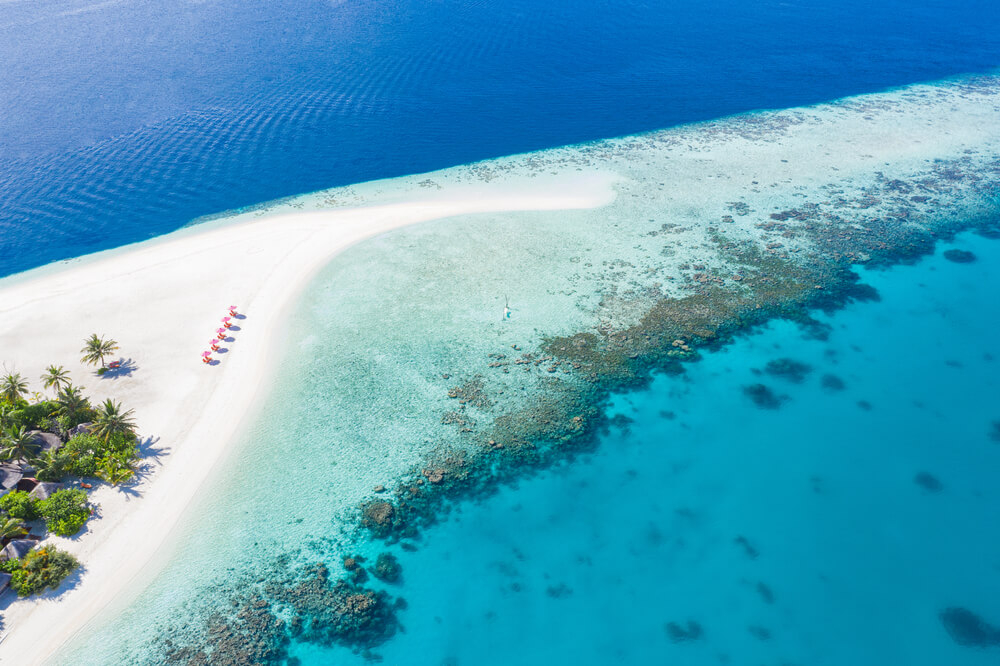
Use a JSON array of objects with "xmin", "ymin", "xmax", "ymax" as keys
[{"xmin": 58, "ymin": 76, "xmax": 1000, "ymax": 664}]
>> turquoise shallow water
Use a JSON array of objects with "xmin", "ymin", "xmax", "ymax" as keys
[{"xmin": 344, "ymin": 232, "xmax": 1000, "ymax": 666}]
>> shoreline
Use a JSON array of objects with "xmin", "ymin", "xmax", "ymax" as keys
[{"xmin": 0, "ymin": 168, "xmax": 618, "ymax": 664}]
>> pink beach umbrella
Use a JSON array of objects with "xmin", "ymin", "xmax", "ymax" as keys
[
  {"xmin": 216, "ymin": 328, "xmax": 227, "ymax": 340},
  {"xmin": 209, "ymin": 340, "xmax": 220, "ymax": 350},
  {"xmin": 222, "ymin": 316, "xmax": 232, "ymax": 329},
  {"xmin": 228, "ymin": 305, "xmax": 238, "ymax": 316},
  {"xmin": 201, "ymin": 351, "xmax": 212, "ymax": 364}
]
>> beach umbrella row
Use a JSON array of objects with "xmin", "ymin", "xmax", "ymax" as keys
[{"xmin": 202, "ymin": 306, "xmax": 239, "ymax": 364}]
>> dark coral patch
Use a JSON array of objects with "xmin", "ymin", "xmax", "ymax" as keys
[
  {"xmin": 763, "ymin": 358, "xmax": 812, "ymax": 383},
  {"xmin": 742, "ymin": 383, "xmax": 784, "ymax": 409},
  {"xmin": 914, "ymin": 472, "xmax": 943, "ymax": 493},
  {"xmin": 734, "ymin": 535, "xmax": 760, "ymax": 559},
  {"xmin": 940, "ymin": 607, "xmax": 1000, "ymax": 647},
  {"xmin": 371, "ymin": 552, "xmax": 402, "ymax": 584},
  {"xmin": 665, "ymin": 620, "xmax": 703, "ymax": 642},
  {"xmin": 943, "ymin": 249, "xmax": 977, "ymax": 263},
  {"xmin": 820, "ymin": 373, "xmax": 845, "ymax": 391}
]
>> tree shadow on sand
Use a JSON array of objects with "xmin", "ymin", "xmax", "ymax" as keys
[{"xmin": 99, "ymin": 357, "xmax": 138, "ymax": 379}]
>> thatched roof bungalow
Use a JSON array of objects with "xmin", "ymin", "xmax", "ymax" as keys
[
  {"xmin": 28, "ymin": 430, "xmax": 63, "ymax": 455},
  {"xmin": 28, "ymin": 482, "xmax": 64, "ymax": 500},
  {"xmin": 68, "ymin": 422, "xmax": 93, "ymax": 438},
  {"xmin": 0, "ymin": 464, "xmax": 23, "ymax": 492},
  {"xmin": 0, "ymin": 539, "xmax": 34, "ymax": 562}
]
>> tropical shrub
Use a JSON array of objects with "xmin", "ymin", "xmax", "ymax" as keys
[
  {"xmin": 7, "ymin": 401, "xmax": 58, "ymax": 430},
  {"xmin": 0, "ymin": 557, "xmax": 20, "ymax": 574},
  {"xmin": 60, "ymin": 433, "xmax": 101, "ymax": 477},
  {"xmin": 0, "ymin": 425, "xmax": 38, "ymax": 462},
  {"xmin": 35, "ymin": 449, "xmax": 75, "ymax": 482},
  {"xmin": 0, "ymin": 515, "xmax": 27, "ymax": 541},
  {"xmin": 39, "ymin": 489, "xmax": 90, "ymax": 537},
  {"xmin": 9, "ymin": 546, "xmax": 79, "ymax": 597},
  {"xmin": 0, "ymin": 490, "xmax": 41, "ymax": 521},
  {"xmin": 97, "ymin": 455, "xmax": 136, "ymax": 485},
  {"xmin": 60, "ymin": 431, "xmax": 138, "ymax": 482},
  {"xmin": 60, "ymin": 433, "xmax": 139, "ymax": 483}
]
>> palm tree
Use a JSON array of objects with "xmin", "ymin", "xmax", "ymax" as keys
[
  {"xmin": 1, "ymin": 426, "xmax": 38, "ymax": 462},
  {"xmin": 92, "ymin": 399, "xmax": 137, "ymax": 442},
  {"xmin": 98, "ymin": 456, "xmax": 135, "ymax": 485},
  {"xmin": 33, "ymin": 448, "xmax": 68, "ymax": 482},
  {"xmin": 1, "ymin": 372, "xmax": 28, "ymax": 404},
  {"xmin": 40, "ymin": 365, "xmax": 71, "ymax": 394},
  {"xmin": 0, "ymin": 516, "xmax": 27, "ymax": 541},
  {"xmin": 80, "ymin": 334, "xmax": 119, "ymax": 369},
  {"xmin": 55, "ymin": 385, "xmax": 90, "ymax": 423}
]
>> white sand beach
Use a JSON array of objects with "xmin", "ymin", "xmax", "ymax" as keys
[{"xmin": 0, "ymin": 169, "xmax": 617, "ymax": 664}]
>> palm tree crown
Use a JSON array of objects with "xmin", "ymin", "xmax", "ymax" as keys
[
  {"xmin": 1, "ymin": 425, "xmax": 38, "ymax": 462},
  {"xmin": 56, "ymin": 385, "xmax": 90, "ymax": 422},
  {"xmin": 80, "ymin": 334, "xmax": 119, "ymax": 368},
  {"xmin": 0, "ymin": 516, "xmax": 27, "ymax": 541},
  {"xmin": 41, "ymin": 365, "xmax": 71, "ymax": 394},
  {"xmin": 1, "ymin": 372, "xmax": 28, "ymax": 404},
  {"xmin": 98, "ymin": 456, "xmax": 135, "ymax": 485},
  {"xmin": 93, "ymin": 399, "xmax": 137, "ymax": 442}
]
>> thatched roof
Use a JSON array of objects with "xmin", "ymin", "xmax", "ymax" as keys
[
  {"xmin": 28, "ymin": 430, "xmax": 63, "ymax": 454},
  {"xmin": 68, "ymin": 422, "xmax": 93, "ymax": 438},
  {"xmin": 0, "ymin": 464, "xmax": 23, "ymax": 491},
  {"xmin": 0, "ymin": 539, "xmax": 34, "ymax": 562},
  {"xmin": 28, "ymin": 482, "xmax": 64, "ymax": 500}
]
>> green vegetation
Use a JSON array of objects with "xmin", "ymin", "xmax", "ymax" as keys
[
  {"xmin": 0, "ymin": 488, "xmax": 91, "ymax": 537},
  {"xmin": 0, "ymin": 347, "xmax": 139, "ymax": 603},
  {"xmin": 6, "ymin": 546, "xmax": 79, "ymax": 597},
  {"xmin": 0, "ymin": 515, "xmax": 27, "ymax": 541},
  {"xmin": 54, "ymin": 384, "xmax": 94, "ymax": 428},
  {"xmin": 41, "ymin": 365, "xmax": 71, "ymax": 394},
  {"xmin": 38, "ymin": 489, "xmax": 90, "ymax": 537},
  {"xmin": 93, "ymin": 399, "xmax": 137, "ymax": 442},
  {"xmin": 7, "ymin": 399, "xmax": 59, "ymax": 430},
  {"xmin": 52, "ymin": 431, "xmax": 139, "ymax": 482},
  {"xmin": 80, "ymin": 333, "xmax": 119, "ymax": 370},
  {"xmin": 0, "ymin": 371, "xmax": 28, "ymax": 403},
  {"xmin": 0, "ymin": 490, "xmax": 40, "ymax": 520},
  {"xmin": 1, "ymin": 425, "xmax": 38, "ymax": 461}
]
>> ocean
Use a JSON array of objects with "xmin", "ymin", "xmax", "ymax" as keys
[
  {"xmin": 2, "ymin": 1, "xmax": 1000, "ymax": 664},
  {"xmin": 2, "ymin": 0, "xmax": 1000, "ymax": 277}
]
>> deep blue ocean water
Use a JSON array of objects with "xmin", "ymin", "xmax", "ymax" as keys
[{"xmin": 2, "ymin": 0, "xmax": 1000, "ymax": 277}]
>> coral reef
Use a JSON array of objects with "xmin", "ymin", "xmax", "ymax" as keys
[
  {"xmin": 742, "ymin": 384, "xmax": 784, "ymax": 410},
  {"xmin": 940, "ymin": 607, "xmax": 1000, "ymax": 648},
  {"xmin": 763, "ymin": 358, "xmax": 813, "ymax": 383},
  {"xmin": 371, "ymin": 553, "xmax": 402, "ymax": 584},
  {"xmin": 664, "ymin": 620, "xmax": 703, "ymax": 642},
  {"xmin": 943, "ymin": 249, "xmax": 977, "ymax": 263}
]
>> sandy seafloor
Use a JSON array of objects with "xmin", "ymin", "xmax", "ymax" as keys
[{"xmin": 49, "ymin": 76, "xmax": 1000, "ymax": 664}]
